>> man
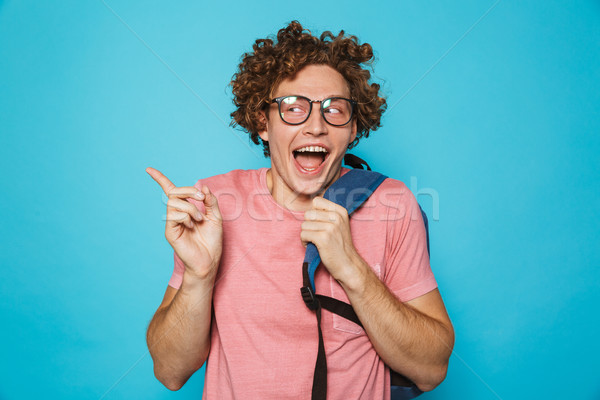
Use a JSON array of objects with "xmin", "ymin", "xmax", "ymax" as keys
[{"xmin": 146, "ymin": 21, "xmax": 454, "ymax": 399}]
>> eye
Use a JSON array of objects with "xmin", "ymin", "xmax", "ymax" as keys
[
  {"xmin": 287, "ymin": 105, "xmax": 305, "ymax": 113},
  {"xmin": 322, "ymin": 99, "xmax": 347, "ymax": 114},
  {"xmin": 281, "ymin": 97, "xmax": 308, "ymax": 114},
  {"xmin": 323, "ymin": 107, "xmax": 342, "ymax": 114}
]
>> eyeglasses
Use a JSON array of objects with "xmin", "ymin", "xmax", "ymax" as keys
[{"xmin": 269, "ymin": 95, "xmax": 357, "ymax": 127}]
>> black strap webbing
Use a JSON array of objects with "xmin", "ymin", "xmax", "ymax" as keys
[
  {"xmin": 316, "ymin": 295, "xmax": 362, "ymax": 327},
  {"xmin": 343, "ymin": 153, "xmax": 371, "ymax": 170},
  {"xmin": 313, "ymin": 303, "xmax": 327, "ymax": 400},
  {"xmin": 302, "ymin": 262, "xmax": 327, "ymax": 399}
]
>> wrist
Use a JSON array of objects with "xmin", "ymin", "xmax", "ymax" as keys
[
  {"xmin": 180, "ymin": 269, "xmax": 216, "ymax": 293},
  {"xmin": 182, "ymin": 257, "xmax": 220, "ymax": 280},
  {"xmin": 336, "ymin": 254, "xmax": 371, "ymax": 295}
]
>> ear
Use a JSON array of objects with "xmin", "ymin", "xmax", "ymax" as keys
[
  {"xmin": 349, "ymin": 118, "xmax": 357, "ymax": 144},
  {"xmin": 258, "ymin": 110, "xmax": 269, "ymax": 142}
]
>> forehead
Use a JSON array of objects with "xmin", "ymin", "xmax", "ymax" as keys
[{"xmin": 273, "ymin": 64, "xmax": 350, "ymax": 98}]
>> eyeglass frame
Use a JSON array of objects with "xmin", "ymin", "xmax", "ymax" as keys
[{"xmin": 268, "ymin": 95, "xmax": 357, "ymax": 127}]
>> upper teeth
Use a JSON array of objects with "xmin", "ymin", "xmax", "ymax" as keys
[{"xmin": 296, "ymin": 146, "xmax": 327, "ymax": 153}]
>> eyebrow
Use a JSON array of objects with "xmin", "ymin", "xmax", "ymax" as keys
[{"xmin": 276, "ymin": 94, "xmax": 350, "ymax": 99}]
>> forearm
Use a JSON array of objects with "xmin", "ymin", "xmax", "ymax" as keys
[
  {"xmin": 340, "ymin": 260, "xmax": 454, "ymax": 391},
  {"xmin": 146, "ymin": 273, "xmax": 215, "ymax": 390}
]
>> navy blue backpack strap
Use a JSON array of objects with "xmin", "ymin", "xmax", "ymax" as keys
[{"xmin": 301, "ymin": 163, "xmax": 428, "ymax": 400}]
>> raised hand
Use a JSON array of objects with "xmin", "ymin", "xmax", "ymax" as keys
[{"xmin": 146, "ymin": 167, "xmax": 223, "ymax": 281}]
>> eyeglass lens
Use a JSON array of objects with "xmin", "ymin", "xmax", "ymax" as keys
[{"xmin": 279, "ymin": 96, "xmax": 353, "ymax": 126}]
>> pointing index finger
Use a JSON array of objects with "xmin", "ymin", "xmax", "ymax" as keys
[{"xmin": 146, "ymin": 167, "xmax": 176, "ymax": 195}]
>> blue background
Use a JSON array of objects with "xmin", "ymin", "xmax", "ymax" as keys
[{"xmin": 1, "ymin": 1, "xmax": 599, "ymax": 399}]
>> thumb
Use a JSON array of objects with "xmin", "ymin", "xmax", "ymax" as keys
[{"xmin": 201, "ymin": 185, "xmax": 222, "ymax": 220}]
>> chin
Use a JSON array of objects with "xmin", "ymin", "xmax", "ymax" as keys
[
  {"xmin": 291, "ymin": 170, "xmax": 336, "ymax": 197},
  {"xmin": 291, "ymin": 181, "xmax": 324, "ymax": 198}
]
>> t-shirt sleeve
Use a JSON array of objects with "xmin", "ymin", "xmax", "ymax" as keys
[
  {"xmin": 167, "ymin": 179, "xmax": 206, "ymax": 290},
  {"xmin": 169, "ymin": 253, "xmax": 185, "ymax": 289},
  {"xmin": 383, "ymin": 184, "xmax": 437, "ymax": 302}
]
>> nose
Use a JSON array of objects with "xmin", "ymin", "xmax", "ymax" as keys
[{"xmin": 303, "ymin": 104, "xmax": 328, "ymax": 136}]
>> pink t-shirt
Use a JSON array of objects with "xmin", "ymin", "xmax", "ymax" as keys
[{"xmin": 169, "ymin": 168, "xmax": 437, "ymax": 399}]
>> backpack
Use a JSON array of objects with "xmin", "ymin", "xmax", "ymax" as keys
[{"xmin": 300, "ymin": 154, "xmax": 429, "ymax": 400}]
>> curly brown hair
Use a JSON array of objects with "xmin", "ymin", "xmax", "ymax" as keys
[{"xmin": 230, "ymin": 21, "xmax": 387, "ymax": 157}]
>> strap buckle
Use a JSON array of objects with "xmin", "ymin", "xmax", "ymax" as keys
[{"xmin": 301, "ymin": 285, "xmax": 318, "ymax": 310}]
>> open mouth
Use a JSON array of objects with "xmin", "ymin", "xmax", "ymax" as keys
[{"xmin": 293, "ymin": 145, "xmax": 329, "ymax": 173}]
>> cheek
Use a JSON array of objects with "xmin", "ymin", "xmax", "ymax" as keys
[
  {"xmin": 336, "ymin": 131, "xmax": 356, "ymax": 149},
  {"xmin": 269, "ymin": 127, "xmax": 296, "ymax": 151},
  {"xmin": 267, "ymin": 136, "xmax": 290, "ymax": 162}
]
